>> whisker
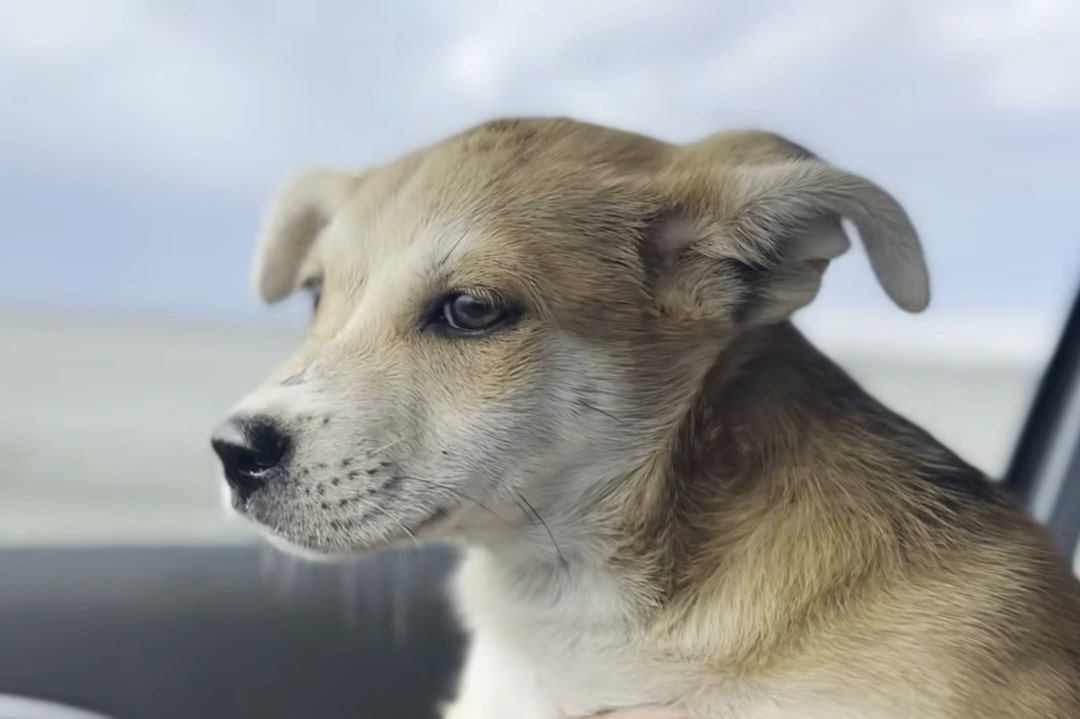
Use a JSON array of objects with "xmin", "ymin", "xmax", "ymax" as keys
[
  {"xmin": 577, "ymin": 398, "xmax": 620, "ymax": 423},
  {"xmin": 389, "ymin": 547, "xmax": 411, "ymax": 648},
  {"xmin": 437, "ymin": 485, "xmax": 515, "ymax": 526},
  {"xmin": 393, "ymin": 517, "xmax": 419, "ymax": 547},
  {"xmin": 514, "ymin": 492, "xmax": 567, "ymax": 568},
  {"xmin": 361, "ymin": 434, "xmax": 409, "ymax": 461},
  {"xmin": 339, "ymin": 560, "xmax": 360, "ymax": 632}
]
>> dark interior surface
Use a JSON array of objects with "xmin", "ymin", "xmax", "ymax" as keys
[
  {"xmin": 1005, "ymin": 283, "xmax": 1080, "ymax": 557},
  {"xmin": 0, "ymin": 544, "xmax": 465, "ymax": 719}
]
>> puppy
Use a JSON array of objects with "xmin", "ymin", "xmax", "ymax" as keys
[{"xmin": 212, "ymin": 118, "xmax": 1080, "ymax": 718}]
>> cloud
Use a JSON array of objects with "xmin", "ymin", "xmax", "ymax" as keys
[
  {"xmin": 921, "ymin": 0, "xmax": 1080, "ymax": 114},
  {"xmin": 0, "ymin": 2, "xmax": 301, "ymax": 192},
  {"xmin": 3, "ymin": 0, "xmax": 1078, "ymax": 191},
  {"xmin": 0, "ymin": 0, "xmax": 1077, "ymax": 324}
]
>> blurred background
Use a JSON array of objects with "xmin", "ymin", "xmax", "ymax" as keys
[{"xmin": 1, "ymin": 0, "xmax": 1078, "ymax": 545}]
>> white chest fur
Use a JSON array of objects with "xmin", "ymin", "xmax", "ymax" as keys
[
  {"xmin": 448, "ymin": 547, "xmax": 679, "ymax": 719},
  {"xmin": 447, "ymin": 548, "xmax": 889, "ymax": 719}
]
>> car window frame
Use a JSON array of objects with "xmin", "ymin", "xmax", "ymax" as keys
[{"xmin": 1005, "ymin": 271, "xmax": 1080, "ymax": 559}]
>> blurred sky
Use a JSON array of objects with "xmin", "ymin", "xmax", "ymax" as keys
[{"xmin": 1, "ymin": 0, "xmax": 1078, "ymax": 343}]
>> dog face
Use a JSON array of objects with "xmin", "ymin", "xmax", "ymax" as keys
[{"xmin": 211, "ymin": 118, "xmax": 928, "ymax": 557}]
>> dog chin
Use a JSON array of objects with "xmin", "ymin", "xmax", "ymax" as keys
[
  {"xmin": 258, "ymin": 514, "xmax": 442, "ymax": 561},
  {"xmin": 219, "ymin": 482, "xmax": 461, "ymax": 560},
  {"xmin": 262, "ymin": 532, "xmax": 361, "ymax": 563}
]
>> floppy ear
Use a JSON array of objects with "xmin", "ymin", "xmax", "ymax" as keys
[
  {"xmin": 251, "ymin": 169, "xmax": 365, "ymax": 303},
  {"xmin": 650, "ymin": 160, "xmax": 929, "ymax": 324}
]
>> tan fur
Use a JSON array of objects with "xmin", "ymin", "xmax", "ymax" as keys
[{"xmin": 222, "ymin": 117, "xmax": 1080, "ymax": 718}]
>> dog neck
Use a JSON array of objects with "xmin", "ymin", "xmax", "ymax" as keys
[
  {"xmin": 459, "ymin": 322, "xmax": 853, "ymax": 614},
  {"xmin": 458, "ymin": 317, "xmax": 985, "ymax": 645}
]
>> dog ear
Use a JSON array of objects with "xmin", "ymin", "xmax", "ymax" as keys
[
  {"xmin": 251, "ymin": 169, "xmax": 365, "ymax": 303},
  {"xmin": 649, "ymin": 158, "xmax": 929, "ymax": 324}
]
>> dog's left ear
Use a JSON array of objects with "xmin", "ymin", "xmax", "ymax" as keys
[
  {"xmin": 252, "ymin": 169, "xmax": 366, "ymax": 303},
  {"xmin": 648, "ymin": 159, "xmax": 929, "ymax": 324}
]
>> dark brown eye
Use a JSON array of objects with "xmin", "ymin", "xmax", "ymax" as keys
[{"xmin": 436, "ymin": 292, "xmax": 517, "ymax": 335}]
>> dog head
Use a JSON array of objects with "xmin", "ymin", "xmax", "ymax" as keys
[{"xmin": 210, "ymin": 118, "xmax": 928, "ymax": 557}]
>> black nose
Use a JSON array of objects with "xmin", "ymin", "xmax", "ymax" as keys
[{"xmin": 211, "ymin": 416, "xmax": 290, "ymax": 500}]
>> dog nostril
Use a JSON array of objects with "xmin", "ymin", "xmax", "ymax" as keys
[{"xmin": 210, "ymin": 416, "xmax": 291, "ymax": 501}]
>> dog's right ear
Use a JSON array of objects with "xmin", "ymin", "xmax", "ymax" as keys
[
  {"xmin": 647, "ymin": 157, "xmax": 929, "ymax": 324},
  {"xmin": 252, "ymin": 169, "xmax": 365, "ymax": 303}
]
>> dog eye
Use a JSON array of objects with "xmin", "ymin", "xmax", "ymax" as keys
[
  {"xmin": 301, "ymin": 278, "xmax": 322, "ymax": 313},
  {"xmin": 436, "ymin": 292, "xmax": 518, "ymax": 336}
]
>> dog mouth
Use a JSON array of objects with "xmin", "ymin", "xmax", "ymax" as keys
[{"xmin": 238, "ymin": 493, "xmax": 461, "ymax": 556}]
